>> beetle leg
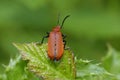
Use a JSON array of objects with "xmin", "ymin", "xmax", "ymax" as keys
[
  {"xmin": 63, "ymin": 40, "xmax": 70, "ymax": 50},
  {"xmin": 40, "ymin": 36, "xmax": 48, "ymax": 44},
  {"xmin": 40, "ymin": 32, "xmax": 49, "ymax": 44},
  {"xmin": 36, "ymin": 32, "xmax": 49, "ymax": 45},
  {"xmin": 63, "ymin": 40, "xmax": 66, "ymax": 48},
  {"xmin": 46, "ymin": 32, "xmax": 49, "ymax": 35},
  {"xmin": 63, "ymin": 34, "xmax": 69, "ymax": 50},
  {"xmin": 62, "ymin": 34, "xmax": 67, "ymax": 49},
  {"xmin": 62, "ymin": 34, "xmax": 67, "ymax": 39}
]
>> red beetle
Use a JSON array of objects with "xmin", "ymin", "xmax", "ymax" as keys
[{"xmin": 40, "ymin": 15, "xmax": 70, "ymax": 60}]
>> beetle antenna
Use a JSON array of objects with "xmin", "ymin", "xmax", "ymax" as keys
[
  {"xmin": 57, "ymin": 13, "xmax": 60, "ymax": 26},
  {"xmin": 61, "ymin": 15, "xmax": 70, "ymax": 29}
]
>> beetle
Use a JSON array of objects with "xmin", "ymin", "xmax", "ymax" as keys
[{"xmin": 40, "ymin": 15, "xmax": 70, "ymax": 61}]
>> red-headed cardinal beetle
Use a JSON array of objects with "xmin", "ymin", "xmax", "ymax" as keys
[{"xmin": 40, "ymin": 15, "xmax": 70, "ymax": 61}]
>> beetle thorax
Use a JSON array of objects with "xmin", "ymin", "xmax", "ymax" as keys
[{"xmin": 52, "ymin": 26, "xmax": 61, "ymax": 32}]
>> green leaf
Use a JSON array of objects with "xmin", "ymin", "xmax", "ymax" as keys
[
  {"xmin": 0, "ymin": 55, "xmax": 39, "ymax": 80},
  {"xmin": 13, "ymin": 43, "xmax": 76, "ymax": 80},
  {"xmin": 1, "ymin": 42, "xmax": 119, "ymax": 80},
  {"xmin": 76, "ymin": 59, "xmax": 116, "ymax": 80},
  {"xmin": 102, "ymin": 44, "xmax": 120, "ymax": 79}
]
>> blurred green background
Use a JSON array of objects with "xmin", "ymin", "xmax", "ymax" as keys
[{"xmin": 0, "ymin": 0, "xmax": 120, "ymax": 69}]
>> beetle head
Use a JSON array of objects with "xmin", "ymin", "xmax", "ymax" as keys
[{"xmin": 52, "ymin": 26, "xmax": 61, "ymax": 32}]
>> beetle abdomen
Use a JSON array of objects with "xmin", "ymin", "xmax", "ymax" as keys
[{"xmin": 48, "ymin": 32, "xmax": 64, "ymax": 60}]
